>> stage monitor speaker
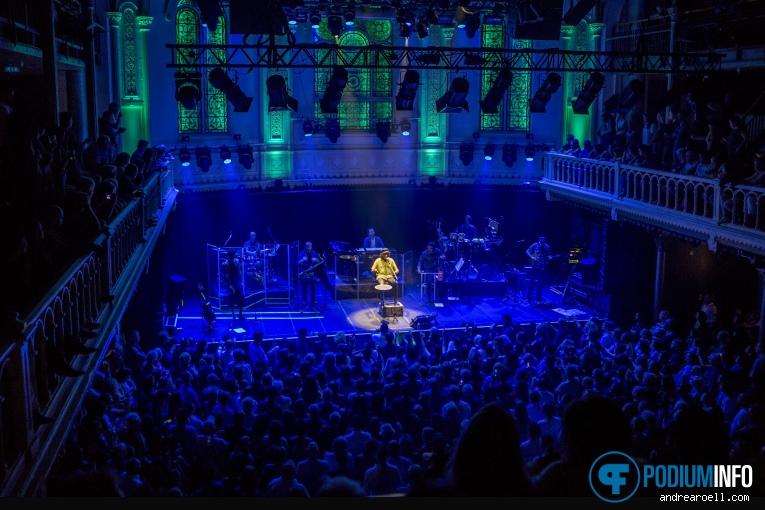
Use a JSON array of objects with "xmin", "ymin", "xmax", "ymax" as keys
[
  {"xmin": 578, "ymin": 257, "xmax": 598, "ymax": 286},
  {"xmin": 563, "ymin": 0, "xmax": 598, "ymax": 27},
  {"xmin": 166, "ymin": 275, "xmax": 187, "ymax": 314}
]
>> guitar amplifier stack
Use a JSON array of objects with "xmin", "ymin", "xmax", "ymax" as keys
[{"xmin": 379, "ymin": 302, "xmax": 404, "ymax": 317}]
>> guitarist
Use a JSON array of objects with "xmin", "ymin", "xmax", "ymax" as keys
[
  {"xmin": 525, "ymin": 236, "xmax": 552, "ymax": 305},
  {"xmin": 297, "ymin": 241, "xmax": 322, "ymax": 308}
]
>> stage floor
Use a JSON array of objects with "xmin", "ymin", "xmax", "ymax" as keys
[{"xmin": 170, "ymin": 282, "xmax": 600, "ymax": 344}]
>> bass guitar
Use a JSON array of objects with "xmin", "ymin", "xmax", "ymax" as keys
[
  {"xmin": 198, "ymin": 283, "xmax": 216, "ymax": 331},
  {"xmin": 527, "ymin": 253, "xmax": 562, "ymax": 269}
]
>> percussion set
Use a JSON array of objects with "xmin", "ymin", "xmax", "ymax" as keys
[
  {"xmin": 436, "ymin": 217, "xmax": 503, "ymax": 280},
  {"xmin": 230, "ymin": 248, "xmax": 277, "ymax": 285}
]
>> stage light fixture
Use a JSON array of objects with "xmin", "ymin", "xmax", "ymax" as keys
[
  {"xmin": 484, "ymin": 7, "xmax": 505, "ymax": 25},
  {"xmin": 195, "ymin": 146, "xmax": 212, "ymax": 172},
  {"xmin": 266, "ymin": 74, "xmax": 298, "ymax": 112},
  {"xmin": 529, "ymin": 72, "xmax": 562, "ymax": 113},
  {"xmin": 396, "ymin": 70, "xmax": 420, "ymax": 111},
  {"xmin": 320, "ymin": 66, "xmax": 349, "ymax": 114},
  {"xmin": 415, "ymin": 21, "xmax": 429, "ymax": 38},
  {"xmin": 209, "ymin": 67, "xmax": 253, "ymax": 112},
  {"xmin": 424, "ymin": 8, "xmax": 439, "ymax": 25},
  {"xmin": 480, "ymin": 68, "xmax": 513, "ymax": 114},
  {"xmin": 327, "ymin": 13, "xmax": 343, "ymax": 37},
  {"xmin": 464, "ymin": 14, "xmax": 481, "ymax": 38},
  {"xmin": 460, "ymin": 143, "xmax": 474, "ymax": 166},
  {"xmin": 178, "ymin": 146, "xmax": 191, "ymax": 167},
  {"xmin": 343, "ymin": 7, "xmax": 355, "ymax": 26},
  {"xmin": 376, "ymin": 121, "xmax": 391, "ymax": 143},
  {"xmin": 310, "ymin": 9, "xmax": 321, "ymax": 28},
  {"xmin": 484, "ymin": 143, "xmax": 495, "ymax": 161},
  {"xmin": 572, "ymin": 72, "xmax": 605, "ymax": 115},
  {"xmin": 455, "ymin": 6, "xmax": 467, "ymax": 28},
  {"xmin": 502, "ymin": 143, "xmax": 517, "ymax": 167},
  {"xmin": 436, "ymin": 77, "xmax": 470, "ymax": 113},
  {"xmin": 237, "ymin": 144, "xmax": 254, "ymax": 169},
  {"xmin": 174, "ymin": 72, "xmax": 202, "ymax": 111},
  {"xmin": 604, "ymin": 79, "xmax": 646, "ymax": 115},
  {"xmin": 399, "ymin": 118, "xmax": 411, "ymax": 136},
  {"xmin": 220, "ymin": 145, "xmax": 232, "ymax": 164},
  {"xmin": 399, "ymin": 22, "xmax": 411, "ymax": 38},
  {"xmin": 286, "ymin": 9, "xmax": 297, "ymax": 25},
  {"xmin": 303, "ymin": 119, "xmax": 315, "ymax": 137},
  {"xmin": 395, "ymin": 8, "xmax": 408, "ymax": 24},
  {"xmin": 525, "ymin": 144, "xmax": 536, "ymax": 161},
  {"xmin": 325, "ymin": 119, "xmax": 341, "ymax": 143}
]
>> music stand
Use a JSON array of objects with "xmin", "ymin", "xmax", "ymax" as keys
[{"xmin": 419, "ymin": 272, "xmax": 439, "ymax": 300}]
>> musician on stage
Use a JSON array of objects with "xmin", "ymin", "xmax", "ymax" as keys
[
  {"xmin": 371, "ymin": 248, "xmax": 400, "ymax": 304},
  {"xmin": 297, "ymin": 241, "xmax": 322, "ymax": 308},
  {"xmin": 525, "ymin": 236, "xmax": 552, "ymax": 305},
  {"xmin": 363, "ymin": 227, "xmax": 385, "ymax": 249},
  {"xmin": 222, "ymin": 249, "xmax": 246, "ymax": 320},
  {"xmin": 417, "ymin": 241, "xmax": 446, "ymax": 302},
  {"xmin": 243, "ymin": 231, "xmax": 261, "ymax": 257},
  {"xmin": 457, "ymin": 215, "xmax": 478, "ymax": 239}
]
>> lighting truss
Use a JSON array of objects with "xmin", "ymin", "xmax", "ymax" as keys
[{"xmin": 166, "ymin": 44, "xmax": 723, "ymax": 74}]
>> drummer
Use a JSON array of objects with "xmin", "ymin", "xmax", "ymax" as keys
[
  {"xmin": 243, "ymin": 231, "xmax": 261, "ymax": 259},
  {"xmin": 457, "ymin": 215, "xmax": 478, "ymax": 240}
]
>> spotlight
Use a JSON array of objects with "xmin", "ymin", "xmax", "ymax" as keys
[
  {"xmin": 320, "ymin": 66, "xmax": 349, "ymax": 114},
  {"xmin": 415, "ymin": 21, "xmax": 429, "ymax": 39},
  {"xmin": 178, "ymin": 146, "xmax": 191, "ymax": 167},
  {"xmin": 525, "ymin": 144, "xmax": 535, "ymax": 161},
  {"xmin": 325, "ymin": 119, "xmax": 340, "ymax": 143},
  {"xmin": 310, "ymin": 9, "xmax": 321, "ymax": 28},
  {"xmin": 572, "ymin": 72, "xmax": 605, "ymax": 115},
  {"xmin": 237, "ymin": 144, "xmax": 254, "ymax": 169},
  {"xmin": 209, "ymin": 67, "xmax": 253, "ymax": 112},
  {"xmin": 266, "ymin": 74, "xmax": 298, "ymax": 112},
  {"xmin": 376, "ymin": 121, "xmax": 391, "ymax": 143},
  {"xmin": 220, "ymin": 145, "xmax": 232, "ymax": 164},
  {"xmin": 174, "ymin": 72, "xmax": 202, "ymax": 111},
  {"xmin": 395, "ymin": 8, "xmax": 408, "ymax": 24},
  {"xmin": 400, "ymin": 118, "xmax": 411, "ymax": 136},
  {"xmin": 604, "ymin": 79, "xmax": 646, "ymax": 115},
  {"xmin": 460, "ymin": 143, "xmax": 474, "ymax": 166},
  {"xmin": 195, "ymin": 146, "xmax": 212, "ymax": 172},
  {"xmin": 484, "ymin": 143, "xmax": 495, "ymax": 161},
  {"xmin": 529, "ymin": 73, "xmax": 562, "ymax": 113},
  {"xmin": 396, "ymin": 70, "xmax": 420, "ymax": 111},
  {"xmin": 436, "ymin": 77, "xmax": 470, "ymax": 113},
  {"xmin": 303, "ymin": 119, "xmax": 314, "ymax": 137},
  {"xmin": 424, "ymin": 9, "xmax": 439, "ymax": 25},
  {"xmin": 399, "ymin": 23, "xmax": 411, "ymax": 38},
  {"xmin": 455, "ymin": 6, "xmax": 467, "ymax": 28},
  {"xmin": 285, "ymin": 9, "xmax": 297, "ymax": 25},
  {"xmin": 327, "ymin": 13, "xmax": 343, "ymax": 37},
  {"xmin": 480, "ymin": 68, "xmax": 513, "ymax": 114},
  {"xmin": 343, "ymin": 7, "xmax": 355, "ymax": 26},
  {"xmin": 464, "ymin": 14, "xmax": 481, "ymax": 38},
  {"xmin": 502, "ymin": 144, "xmax": 517, "ymax": 167}
]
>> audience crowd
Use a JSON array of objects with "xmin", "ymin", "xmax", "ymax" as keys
[
  {"xmin": 0, "ymin": 82, "xmax": 170, "ymax": 333},
  {"xmin": 44, "ymin": 301, "xmax": 765, "ymax": 497}
]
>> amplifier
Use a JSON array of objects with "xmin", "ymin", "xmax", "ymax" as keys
[{"xmin": 380, "ymin": 303, "xmax": 404, "ymax": 317}]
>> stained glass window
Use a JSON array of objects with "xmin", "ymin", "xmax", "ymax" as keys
[
  {"xmin": 175, "ymin": 1, "xmax": 228, "ymax": 134},
  {"xmin": 313, "ymin": 20, "xmax": 393, "ymax": 131}
]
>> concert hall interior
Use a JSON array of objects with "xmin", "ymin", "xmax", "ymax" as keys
[{"xmin": 2, "ymin": 0, "xmax": 765, "ymax": 499}]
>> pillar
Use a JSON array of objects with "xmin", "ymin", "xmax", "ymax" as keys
[
  {"xmin": 653, "ymin": 236, "xmax": 667, "ymax": 321},
  {"xmin": 40, "ymin": 0, "xmax": 59, "ymax": 126},
  {"xmin": 65, "ymin": 70, "xmax": 88, "ymax": 144},
  {"xmin": 420, "ymin": 25, "xmax": 448, "ymax": 178}
]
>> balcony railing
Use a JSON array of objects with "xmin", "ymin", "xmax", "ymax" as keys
[
  {"xmin": 542, "ymin": 154, "xmax": 765, "ymax": 255},
  {"xmin": 0, "ymin": 166, "xmax": 176, "ymax": 496}
]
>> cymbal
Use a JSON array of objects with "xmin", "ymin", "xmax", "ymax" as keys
[{"xmin": 213, "ymin": 247, "xmax": 237, "ymax": 252}]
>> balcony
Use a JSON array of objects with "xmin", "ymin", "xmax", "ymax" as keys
[
  {"xmin": 0, "ymin": 166, "xmax": 177, "ymax": 496},
  {"xmin": 541, "ymin": 153, "xmax": 765, "ymax": 258}
]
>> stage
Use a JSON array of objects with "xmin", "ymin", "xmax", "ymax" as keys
[{"xmin": 169, "ymin": 280, "xmax": 601, "ymax": 345}]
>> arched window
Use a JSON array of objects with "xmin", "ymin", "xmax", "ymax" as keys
[
  {"xmin": 313, "ymin": 20, "xmax": 393, "ymax": 131},
  {"xmin": 175, "ymin": 0, "xmax": 228, "ymax": 134}
]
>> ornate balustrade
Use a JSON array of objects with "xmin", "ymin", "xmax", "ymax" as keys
[
  {"xmin": 542, "ymin": 153, "xmax": 765, "ymax": 256},
  {"xmin": 0, "ymin": 168, "xmax": 177, "ymax": 496}
]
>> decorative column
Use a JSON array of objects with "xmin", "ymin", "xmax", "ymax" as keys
[
  {"xmin": 40, "ymin": 0, "xmax": 59, "ymax": 127},
  {"xmin": 588, "ymin": 22, "xmax": 605, "ymax": 125},
  {"xmin": 135, "ymin": 16, "xmax": 154, "ymax": 147},
  {"xmin": 420, "ymin": 26, "xmax": 449, "ymax": 178},
  {"xmin": 653, "ymin": 236, "xmax": 667, "ymax": 321},
  {"xmin": 560, "ymin": 24, "xmax": 575, "ymax": 146},
  {"xmin": 666, "ymin": 2, "xmax": 678, "ymax": 113},
  {"xmin": 106, "ymin": 11, "xmax": 123, "ymax": 119},
  {"xmin": 262, "ymin": 60, "xmax": 291, "ymax": 182}
]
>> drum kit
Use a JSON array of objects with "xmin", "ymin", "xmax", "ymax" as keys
[
  {"xmin": 233, "ymin": 248, "xmax": 277, "ymax": 285},
  {"xmin": 437, "ymin": 217, "xmax": 503, "ymax": 280}
]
